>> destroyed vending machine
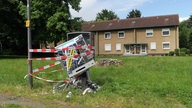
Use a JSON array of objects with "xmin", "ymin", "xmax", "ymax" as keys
[{"xmin": 55, "ymin": 35, "xmax": 98, "ymax": 92}]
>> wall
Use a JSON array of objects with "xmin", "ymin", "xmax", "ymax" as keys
[{"xmin": 94, "ymin": 26, "xmax": 179, "ymax": 56}]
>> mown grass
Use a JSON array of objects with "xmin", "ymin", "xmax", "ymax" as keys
[{"xmin": 0, "ymin": 56, "xmax": 192, "ymax": 108}]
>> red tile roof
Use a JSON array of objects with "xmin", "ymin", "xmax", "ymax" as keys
[{"xmin": 82, "ymin": 14, "xmax": 179, "ymax": 32}]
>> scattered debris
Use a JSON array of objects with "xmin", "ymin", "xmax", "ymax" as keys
[
  {"xmin": 96, "ymin": 58, "xmax": 123, "ymax": 66},
  {"xmin": 66, "ymin": 91, "xmax": 72, "ymax": 98}
]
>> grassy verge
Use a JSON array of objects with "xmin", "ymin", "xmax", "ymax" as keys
[{"xmin": 0, "ymin": 56, "xmax": 192, "ymax": 107}]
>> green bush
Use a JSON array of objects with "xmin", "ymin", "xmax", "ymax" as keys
[
  {"xmin": 180, "ymin": 48, "xmax": 187, "ymax": 54},
  {"xmin": 180, "ymin": 52, "xmax": 186, "ymax": 56},
  {"xmin": 174, "ymin": 49, "xmax": 180, "ymax": 56},
  {"xmin": 169, "ymin": 51, "xmax": 174, "ymax": 56},
  {"xmin": 186, "ymin": 49, "xmax": 190, "ymax": 55}
]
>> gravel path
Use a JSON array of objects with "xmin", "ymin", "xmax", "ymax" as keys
[{"xmin": 0, "ymin": 93, "xmax": 85, "ymax": 108}]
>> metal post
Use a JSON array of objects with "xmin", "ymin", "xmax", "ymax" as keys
[{"xmin": 27, "ymin": 0, "xmax": 33, "ymax": 89}]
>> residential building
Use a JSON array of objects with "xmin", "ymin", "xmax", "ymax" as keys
[{"xmin": 82, "ymin": 14, "xmax": 179, "ymax": 56}]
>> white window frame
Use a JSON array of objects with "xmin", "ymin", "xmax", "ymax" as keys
[
  {"xmin": 162, "ymin": 28, "xmax": 170, "ymax": 36},
  {"xmin": 162, "ymin": 42, "xmax": 170, "ymax": 49},
  {"xmin": 141, "ymin": 44, "xmax": 146, "ymax": 53},
  {"xmin": 116, "ymin": 43, "xmax": 121, "ymax": 51},
  {"xmin": 146, "ymin": 29, "xmax": 153, "ymax": 37},
  {"xmin": 118, "ymin": 31, "xmax": 125, "ymax": 38},
  {"xmin": 104, "ymin": 32, "xmax": 111, "ymax": 39},
  {"xmin": 150, "ymin": 42, "xmax": 156, "ymax": 50},
  {"xmin": 125, "ymin": 45, "xmax": 130, "ymax": 54},
  {"xmin": 105, "ymin": 44, "xmax": 111, "ymax": 51}
]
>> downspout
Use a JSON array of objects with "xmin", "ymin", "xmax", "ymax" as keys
[
  {"xmin": 134, "ymin": 29, "xmax": 136, "ymax": 54},
  {"xmin": 97, "ymin": 32, "xmax": 100, "ymax": 56},
  {"xmin": 134, "ymin": 29, "xmax": 136, "ymax": 43},
  {"xmin": 177, "ymin": 26, "xmax": 179, "ymax": 49}
]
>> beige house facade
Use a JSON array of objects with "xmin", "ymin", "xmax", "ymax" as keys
[{"xmin": 82, "ymin": 14, "xmax": 179, "ymax": 56}]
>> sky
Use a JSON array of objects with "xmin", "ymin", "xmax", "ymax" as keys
[{"xmin": 70, "ymin": 0, "xmax": 192, "ymax": 22}]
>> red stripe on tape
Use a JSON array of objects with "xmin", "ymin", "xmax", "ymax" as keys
[
  {"xmin": 49, "ymin": 63, "xmax": 55, "ymax": 67},
  {"xmin": 42, "ymin": 49, "xmax": 46, "ymax": 52}
]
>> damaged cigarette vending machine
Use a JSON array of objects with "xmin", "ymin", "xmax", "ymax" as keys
[{"xmin": 54, "ymin": 35, "xmax": 99, "ymax": 94}]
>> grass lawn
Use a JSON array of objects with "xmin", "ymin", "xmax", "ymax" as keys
[{"xmin": 0, "ymin": 56, "xmax": 192, "ymax": 108}]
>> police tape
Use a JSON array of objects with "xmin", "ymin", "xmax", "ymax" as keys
[{"xmin": 29, "ymin": 45, "xmax": 92, "ymax": 53}]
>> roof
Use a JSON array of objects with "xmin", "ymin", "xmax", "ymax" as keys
[{"xmin": 82, "ymin": 14, "xmax": 179, "ymax": 32}]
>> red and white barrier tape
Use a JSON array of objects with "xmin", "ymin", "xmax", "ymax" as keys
[
  {"xmin": 31, "ymin": 51, "xmax": 92, "ymax": 61},
  {"xmin": 28, "ymin": 73, "xmax": 70, "ymax": 83},
  {"xmin": 32, "ymin": 68, "xmax": 63, "ymax": 75},
  {"xmin": 33, "ymin": 61, "xmax": 61, "ymax": 72},
  {"xmin": 29, "ymin": 45, "xmax": 92, "ymax": 53},
  {"xmin": 29, "ymin": 49, "xmax": 57, "ymax": 53},
  {"xmin": 31, "ymin": 56, "xmax": 67, "ymax": 61},
  {"xmin": 24, "ymin": 61, "xmax": 62, "ymax": 79},
  {"xmin": 61, "ymin": 45, "xmax": 92, "ymax": 51}
]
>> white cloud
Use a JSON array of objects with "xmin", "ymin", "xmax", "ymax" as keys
[
  {"xmin": 179, "ymin": 16, "xmax": 189, "ymax": 22},
  {"xmin": 70, "ymin": 0, "xmax": 152, "ymax": 21}
]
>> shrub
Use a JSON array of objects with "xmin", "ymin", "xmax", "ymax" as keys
[
  {"xmin": 169, "ymin": 51, "xmax": 174, "ymax": 56},
  {"xmin": 180, "ymin": 48, "xmax": 187, "ymax": 54},
  {"xmin": 180, "ymin": 52, "xmax": 186, "ymax": 56},
  {"xmin": 174, "ymin": 49, "xmax": 180, "ymax": 56}
]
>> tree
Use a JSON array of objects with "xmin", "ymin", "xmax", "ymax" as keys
[
  {"xmin": 95, "ymin": 9, "xmax": 118, "ymax": 21},
  {"xmin": 127, "ymin": 9, "xmax": 141, "ymax": 18},
  {"xmin": 179, "ymin": 21, "xmax": 191, "ymax": 48},
  {"xmin": 0, "ymin": 0, "xmax": 27, "ymax": 54},
  {"xmin": 189, "ymin": 32, "xmax": 192, "ymax": 53},
  {"xmin": 18, "ymin": 0, "xmax": 81, "ymax": 47}
]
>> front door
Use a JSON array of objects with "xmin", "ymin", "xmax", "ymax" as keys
[{"xmin": 136, "ymin": 45, "xmax": 140, "ymax": 54}]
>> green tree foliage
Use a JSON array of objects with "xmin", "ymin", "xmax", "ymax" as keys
[
  {"xmin": 189, "ymin": 32, "xmax": 192, "ymax": 53},
  {"xmin": 95, "ymin": 9, "xmax": 118, "ymax": 21},
  {"xmin": 179, "ymin": 16, "xmax": 192, "ymax": 54},
  {"xmin": 0, "ymin": 0, "xmax": 26, "ymax": 54},
  {"xmin": 127, "ymin": 9, "xmax": 141, "ymax": 18},
  {"xmin": 18, "ymin": 0, "xmax": 81, "ymax": 47},
  {"xmin": 179, "ymin": 21, "xmax": 190, "ymax": 48}
]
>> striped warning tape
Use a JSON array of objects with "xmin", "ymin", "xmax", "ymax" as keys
[
  {"xmin": 33, "ymin": 61, "xmax": 61, "ymax": 72},
  {"xmin": 28, "ymin": 73, "xmax": 70, "ymax": 83},
  {"xmin": 61, "ymin": 45, "xmax": 92, "ymax": 51},
  {"xmin": 29, "ymin": 49, "xmax": 57, "ymax": 53},
  {"xmin": 24, "ymin": 61, "xmax": 62, "ymax": 79},
  {"xmin": 33, "ymin": 68, "xmax": 63, "ymax": 74},
  {"xmin": 24, "ymin": 61, "xmax": 67, "ymax": 83},
  {"xmin": 31, "ymin": 56, "xmax": 67, "ymax": 61},
  {"xmin": 31, "ymin": 51, "xmax": 93, "ymax": 61},
  {"xmin": 29, "ymin": 46, "xmax": 92, "ymax": 53}
]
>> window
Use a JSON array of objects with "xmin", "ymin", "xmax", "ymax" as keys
[
  {"xmin": 118, "ymin": 31, "xmax": 125, "ymax": 38},
  {"xmin": 146, "ymin": 29, "xmax": 153, "ymax": 37},
  {"xmin": 162, "ymin": 28, "xmax": 170, "ymax": 36},
  {"xmin": 162, "ymin": 42, "xmax": 170, "ymax": 49},
  {"xmin": 104, "ymin": 32, "xmax": 111, "ymax": 39},
  {"xmin": 116, "ymin": 43, "xmax": 121, "ymax": 51},
  {"xmin": 105, "ymin": 44, "xmax": 111, "ymax": 51},
  {"xmin": 125, "ymin": 45, "xmax": 130, "ymax": 53},
  {"xmin": 141, "ymin": 44, "xmax": 146, "ymax": 53},
  {"xmin": 150, "ymin": 42, "xmax": 156, "ymax": 50}
]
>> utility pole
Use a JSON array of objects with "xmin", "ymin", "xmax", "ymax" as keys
[{"xmin": 27, "ymin": 0, "xmax": 33, "ymax": 89}]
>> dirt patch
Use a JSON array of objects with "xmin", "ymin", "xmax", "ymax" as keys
[
  {"xmin": 96, "ymin": 58, "xmax": 123, "ymax": 66},
  {"xmin": 0, "ymin": 93, "xmax": 84, "ymax": 108}
]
